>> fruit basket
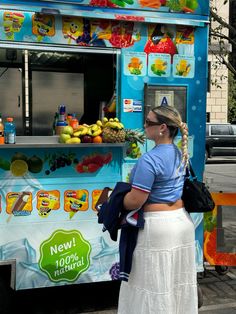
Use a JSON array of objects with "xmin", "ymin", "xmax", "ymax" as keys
[{"xmin": 58, "ymin": 117, "xmax": 146, "ymax": 148}]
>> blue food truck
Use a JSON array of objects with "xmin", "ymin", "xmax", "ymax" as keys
[{"xmin": 0, "ymin": 0, "xmax": 209, "ymax": 311}]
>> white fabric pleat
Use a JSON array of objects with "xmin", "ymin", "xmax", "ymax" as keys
[{"xmin": 118, "ymin": 208, "xmax": 198, "ymax": 314}]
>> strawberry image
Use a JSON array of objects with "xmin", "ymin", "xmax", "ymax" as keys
[
  {"xmin": 88, "ymin": 163, "xmax": 100, "ymax": 173},
  {"xmin": 155, "ymin": 37, "xmax": 177, "ymax": 55},
  {"xmin": 102, "ymin": 152, "xmax": 112, "ymax": 164},
  {"xmin": 109, "ymin": 22, "xmax": 135, "ymax": 48},
  {"xmin": 76, "ymin": 163, "xmax": 85, "ymax": 173},
  {"xmin": 81, "ymin": 156, "xmax": 94, "ymax": 166},
  {"xmin": 89, "ymin": 0, "xmax": 117, "ymax": 7},
  {"xmin": 144, "ymin": 36, "xmax": 177, "ymax": 62},
  {"xmin": 75, "ymin": 152, "xmax": 112, "ymax": 174},
  {"xmin": 90, "ymin": 154, "xmax": 105, "ymax": 166}
]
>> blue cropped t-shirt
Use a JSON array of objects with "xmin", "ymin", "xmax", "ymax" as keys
[{"xmin": 129, "ymin": 144, "xmax": 185, "ymax": 204}]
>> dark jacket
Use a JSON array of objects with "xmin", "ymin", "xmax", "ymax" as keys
[{"xmin": 98, "ymin": 181, "xmax": 145, "ymax": 281}]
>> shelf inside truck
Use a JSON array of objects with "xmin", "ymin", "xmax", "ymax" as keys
[{"xmin": 0, "ymin": 136, "xmax": 127, "ymax": 148}]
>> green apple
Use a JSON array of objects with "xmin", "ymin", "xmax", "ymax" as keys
[
  {"xmin": 62, "ymin": 125, "xmax": 74, "ymax": 136},
  {"xmin": 59, "ymin": 133, "xmax": 71, "ymax": 143}
]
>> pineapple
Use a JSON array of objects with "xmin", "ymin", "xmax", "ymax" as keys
[
  {"xmin": 125, "ymin": 129, "xmax": 146, "ymax": 145},
  {"xmin": 102, "ymin": 127, "xmax": 126, "ymax": 143},
  {"xmin": 125, "ymin": 129, "xmax": 146, "ymax": 159},
  {"xmin": 101, "ymin": 117, "xmax": 146, "ymax": 144}
]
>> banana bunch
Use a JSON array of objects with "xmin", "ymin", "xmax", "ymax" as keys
[
  {"xmin": 73, "ymin": 122, "xmax": 102, "ymax": 138},
  {"xmin": 87, "ymin": 123, "xmax": 102, "ymax": 137},
  {"xmin": 99, "ymin": 117, "xmax": 124, "ymax": 130},
  {"xmin": 73, "ymin": 125, "xmax": 89, "ymax": 137}
]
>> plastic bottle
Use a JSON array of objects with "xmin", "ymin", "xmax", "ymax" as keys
[
  {"xmin": 52, "ymin": 112, "xmax": 59, "ymax": 135},
  {"xmin": 66, "ymin": 113, "xmax": 73, "ymax": 125},
  {"xmin": 4, "ymin": 117, "xmax": 16, "ymax": 144},
  {"xmin": 69, "ymin": 113, "xmax": 79, "ymax": 130},
  {"xmin": 0, "ymin": 113, "xmax": 4, "ymax": 144},
  {"xmin": 58, "ymin": 104, "xmax": 66, "ymax": 122},
  {"xmin": 55, "ymin": 121, "xmax": 67, "ymax": 135}
]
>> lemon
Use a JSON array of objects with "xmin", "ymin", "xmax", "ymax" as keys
[{"xmin": 10, "ymin": 159, "xmax": 28, "ymax": 177}]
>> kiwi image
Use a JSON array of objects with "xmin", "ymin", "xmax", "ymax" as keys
[
  {"xmin": 11, "ymin": 152, "xmax": 28, "ymax": 163},
  {"xmin": 27, "ymin": 155, "xmax": 44, "ymax": 173},
  {"xmin": 0, "ymin": 157, "xmax": 10, "ymax": 171}
]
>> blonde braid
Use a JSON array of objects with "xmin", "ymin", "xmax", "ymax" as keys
[{"xmin": 179, "ymin": 122, "xmax": 189, "ymax": 168}]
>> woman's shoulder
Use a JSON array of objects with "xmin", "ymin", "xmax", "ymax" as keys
[{"xmin": 138, "ymin": 148, "xmax": 161, "ymax": 165}]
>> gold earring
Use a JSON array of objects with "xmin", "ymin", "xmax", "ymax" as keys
[{"xmin": 159, "ymin": 132, "xmax": 162, "ymax": 136}]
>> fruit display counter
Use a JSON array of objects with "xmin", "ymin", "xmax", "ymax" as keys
[
  {"xmin": 0, "ymin": 136, "xmax": 129, "ymax": 290},
  {"xmin": 0, "ymin": 122, "xmax": 145, "ymax": 291},
  {"xmin": 0, "ymin": 136, "xmax": 126, "ymax": 148}
]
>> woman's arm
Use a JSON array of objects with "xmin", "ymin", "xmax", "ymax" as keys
[{"xmin": 123, "ymin": 188, "xmax": 149, "ymax": 210}]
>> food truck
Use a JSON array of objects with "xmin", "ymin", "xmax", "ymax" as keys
[{"xmin": 0, "ymin": 0, "xmax": 210, "ymax": 310}]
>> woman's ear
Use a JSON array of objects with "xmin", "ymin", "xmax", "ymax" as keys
[{"xmin": 160, "ymin": 123, "xmax": 168, "ymax": 133}]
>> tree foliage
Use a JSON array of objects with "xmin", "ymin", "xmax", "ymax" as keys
[
  {"xmin": 228, "ymin": 71, "xmax": 236, "ymax": 122},
  {"xmin": 210, "ymin": 0, "xmax": 236, "ymax": 121},
  {"xmin": 210, "ymin": 0, "xmax": 236, "ymax": 75}
]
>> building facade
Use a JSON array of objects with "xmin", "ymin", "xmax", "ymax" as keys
[{"xmin": 207, "ymin": 0, "xmax": 229, "ymax": 123}]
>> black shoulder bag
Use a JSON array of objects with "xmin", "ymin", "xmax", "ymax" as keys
[{"xmin": 182, "ymin": 162, "xmax": 215, "ymax": 213}]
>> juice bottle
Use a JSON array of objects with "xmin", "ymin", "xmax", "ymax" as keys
[
  {"xmin": 0, "ymin": 113, "xmax": 4, "ymax": 144},
  {"xmin": 4, "ymin": 117, "xmax": 16, "ymax": 144},
  {"xmin": 66, "ymin": 113, "xmax": 73, "ymax": 125},
  {"xmin": 70, "ymin": 113, "xmax": 79, "ymax": 130}
]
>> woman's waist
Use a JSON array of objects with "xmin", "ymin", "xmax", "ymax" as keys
[{"xmin": 144, "ymin": 199, "xmax": 184, "ymax": 212}]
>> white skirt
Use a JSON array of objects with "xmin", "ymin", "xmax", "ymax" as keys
[{"xmin": 118, "ymin": 208, "xmax": 198, "ymax": 314}]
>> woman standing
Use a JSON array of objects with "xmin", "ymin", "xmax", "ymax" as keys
[{"xmin": 118, "ymin": 105, "xmax": 198, "ymax": 314}]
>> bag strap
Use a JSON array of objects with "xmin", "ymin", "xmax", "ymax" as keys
[{"xmin": 186, "ymin": 161, "xmax": 197, "ymax": 179}]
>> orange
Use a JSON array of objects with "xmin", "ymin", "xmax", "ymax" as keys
[{"xmin": 93, "ymin": 135, "xmax": 103, "ymax": 143}]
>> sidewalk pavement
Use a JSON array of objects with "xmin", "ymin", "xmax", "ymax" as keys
[
  {"xmin": 81, "ymin": 266, "xmax": 236, "ymax": 314},
  {"xmin": 198, "ymin": 265, "xmax": 236, "ymax": 314}
]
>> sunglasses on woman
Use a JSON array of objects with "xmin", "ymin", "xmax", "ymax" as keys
[{"xmin": 145, "ymin": 119, "xmax": 162, "ymax": 127}]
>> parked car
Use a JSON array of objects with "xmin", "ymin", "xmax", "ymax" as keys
[{"xmin": 205, "ymin": 123, "xmax": 236, "ymax": 161}]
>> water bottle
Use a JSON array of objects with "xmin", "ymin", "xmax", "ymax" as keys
[
  {"xmin": 0, "ymin": 113, "xmax": 4, "ymax": 144},
  {"xmin": 4, "ymin": 117, "xmax": 16, "ymax": 144},
  {"xmin": 58, "ymin": 104, "xmax": 66, "ymax": 122}
]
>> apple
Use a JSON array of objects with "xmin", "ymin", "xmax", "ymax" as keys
[
  {"xmin": 81, "ymin": 135, "xmax": 93, "ymax": 143},
  {"xmin": 59, "ymin": 133, "xmax": 71, "ymax": 143},
  {"xmin": 62, "ymin": 125, "xmax": 74, "ymax": 136}
]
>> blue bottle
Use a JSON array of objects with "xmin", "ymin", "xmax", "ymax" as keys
[
  {"xmin": 58, "ymin": 104, "xmax": 66, "ymax": 122},
  {"xmin": 4, "ymin": 117, "xmax": 16, "ymax": 144}
]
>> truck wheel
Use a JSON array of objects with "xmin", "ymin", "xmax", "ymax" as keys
[
  {"xmin": 198, "ymin": 283, "xmax": 203, "ymax": 308},
  {"xmin": 0, "ymin": 279, "xmax": 12, "ymax": 314},
  {"xmin": 215, "ymin": 265, "xmax": 229, "ymax": 275}
]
